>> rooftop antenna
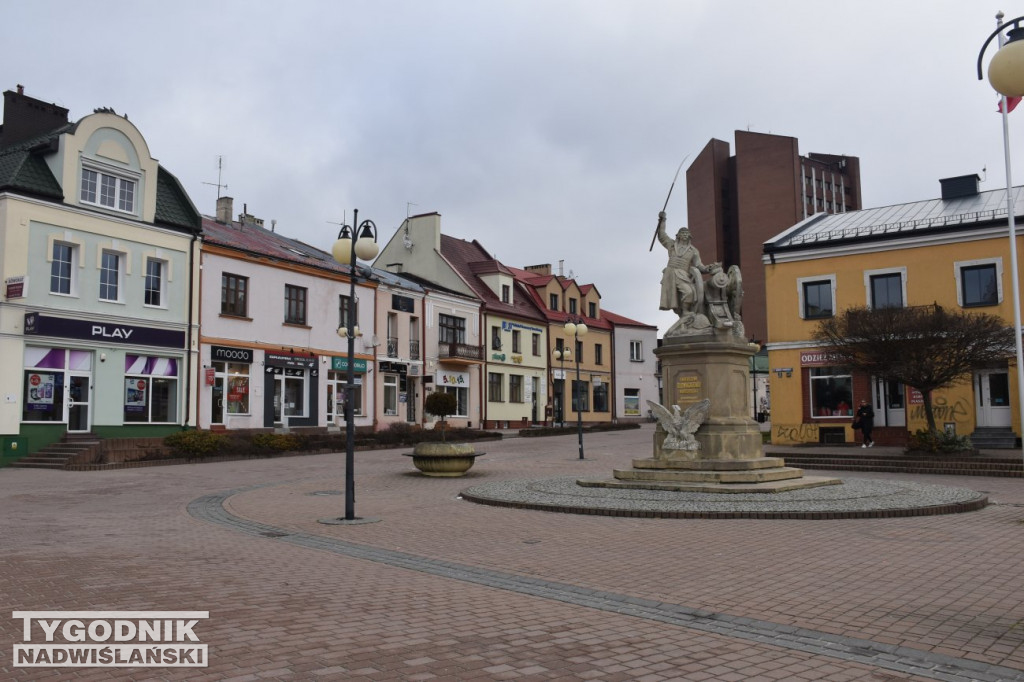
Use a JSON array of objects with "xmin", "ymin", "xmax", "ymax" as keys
[
  {"xmin": 202, "ymin": 156, "xmax": 228, "ymax": 199},
  {"xmin": 406, "ymin": 201, "xmax": 418, "ymax": 217}
]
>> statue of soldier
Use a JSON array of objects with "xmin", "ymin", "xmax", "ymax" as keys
[{"xmin": 656, "ymin": 211, "xmax": 716, "ymax": 332}]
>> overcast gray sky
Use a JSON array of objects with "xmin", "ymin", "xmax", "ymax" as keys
[{"xmin": 3, "ymin": 1, "xmax": 1019, "ymax": 334}]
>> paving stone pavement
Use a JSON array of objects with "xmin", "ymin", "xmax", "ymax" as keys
[{"xmin": 2, "ymin": 424, "xmax": 1024, "ymax": 681}]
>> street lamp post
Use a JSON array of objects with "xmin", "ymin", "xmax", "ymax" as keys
[
  {"xmin": 978, "ymin": 13, "xmax": 1024, "ymax": 467},
  {"xmin": 563, "ymin": 318, "xmax": 588, "ymax": 459},
  {"xmin": 330, "ymin": 209, "xmax": 378, "ymax": 522}
]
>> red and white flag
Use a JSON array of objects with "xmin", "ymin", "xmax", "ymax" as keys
[{"xmin": 998, "ymin": 96, "xmax": 1021, "ymax": 113}]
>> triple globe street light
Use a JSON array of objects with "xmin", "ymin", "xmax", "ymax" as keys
[{"xmin": 326, "ymin": 209, "xmax": 378, "ymax": 523}]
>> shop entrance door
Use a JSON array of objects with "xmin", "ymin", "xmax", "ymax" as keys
[
  {"xmin": 873, "ymin": 377, "xmax": 905, "ymax": 427},
  {"xmin": 212, "ymin": 376, "xmax": 224, "ymax": 425},
  {"xmin": 531, "ymin": 377, "xmax": 539, "ymax": 423},
  {"xmin": 976, "ymin": 369, "xmax": 1011, "ymax": 428},
  {"xmin": 67, "ymin": 373, "xmax": 91, "ymax": 432}
]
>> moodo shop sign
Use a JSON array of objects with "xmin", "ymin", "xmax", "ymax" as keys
[
  {"xmin": 210, "ymin": 346, "xmax": 254, "ymax": 364},
  {"xmin": 24, "ymin": 313, "xmax": 185, "ymax": 348}
]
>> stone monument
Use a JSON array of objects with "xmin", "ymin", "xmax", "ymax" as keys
[{"xmin": 579, "ymin": 212, "xmax": 840, "ymax": 493}]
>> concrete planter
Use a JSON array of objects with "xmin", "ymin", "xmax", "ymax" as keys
[{"xmin": 405, "ymin": 442, "xmax": 480, "ymax": 477}]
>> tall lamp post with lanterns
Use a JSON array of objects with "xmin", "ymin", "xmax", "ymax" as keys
[
  {"xmin": 978, "ymin": 12, "xmax": 1024, "ymax": 466},
  {"xmin": 327, "ymin": 209, "xmax": 378, "ymax": 523},
  {"xmin": 563, "ymin": 318, "xmax": 588, "ymax": 459}
]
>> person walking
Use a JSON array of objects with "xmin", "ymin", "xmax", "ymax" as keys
[{"xmin": 855, "ymin": 399, "xmax": 875, "ymax": 448}]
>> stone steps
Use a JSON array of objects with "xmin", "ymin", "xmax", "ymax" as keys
[
  {"xmin": 9, "ymin": 436, "xmax": 101, "ymax": 470},
  {"xmin": 778, "ymin": 454, "xmax": 1022, "ymax": 478}
]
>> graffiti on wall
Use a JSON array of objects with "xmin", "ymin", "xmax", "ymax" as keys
[
  {"xmin": 774, "ymin": 423, "xmax": 819, "ymax": 443},
  {"xmin": 908, "ymin": 396, "xmax": 971, "ymax": 425}
]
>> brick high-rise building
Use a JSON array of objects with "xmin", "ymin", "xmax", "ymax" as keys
[{"xmin": 684, "ymin": 131, "xmax": 861, "ymax": 342}]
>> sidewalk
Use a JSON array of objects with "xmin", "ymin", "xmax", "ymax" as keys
[{"xmin": 2, "ymin": 423, "xmax": 1023, "ymax": 680}]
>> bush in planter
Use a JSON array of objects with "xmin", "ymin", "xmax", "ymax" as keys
[
  {"xmin": 424, "ymin": 391, "xmax": 458, "ymax": 442},
  {"xmin": 906, "ymin": 429, "xmax": 975, "ymax": 454},
  {"xmin": 164, "ymin": 429, "xmax": 225, "ymax": 460}
]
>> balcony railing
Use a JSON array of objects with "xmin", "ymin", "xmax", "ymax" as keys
[
  {"xmin": 409, "ymin": 339, "xmax": 421, "ymax": 360},
  {"xmin": 386, "ymin": 337, "xmax": 399, "ymax": 358},
  {"xmin": 438, "ymin": 342, "xmax": 484, "ymax": 362}
]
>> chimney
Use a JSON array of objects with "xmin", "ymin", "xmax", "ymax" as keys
[
  {"xmin": 524, "ymin": 263, "xmax": 552, "ymax": 275},
  {"xmin": 939, "ymin": 174, "xmax": 981, "ymax": 201},
  {"xmin": 216, "ymin": 196, "xmax": 234, "ymax": 224},
  {"xmin": 237, "ymin": 203, "xmax": 264, "ymax": 228},
  {"xmin": 0, "ymin": 86, "xmax": 70, "ymax": 148}
]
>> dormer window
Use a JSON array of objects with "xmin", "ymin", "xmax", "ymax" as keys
[
  {"xmin": 81, "ymin": 167, "xmax": 136, "ymax": 214},
  {"xmin": 502, "ymin": 284, "xmax": 510, "ymax": 303}
]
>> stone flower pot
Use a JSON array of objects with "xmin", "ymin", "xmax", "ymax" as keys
[{"xmin": 405, "ymin": 442, "xmax": 481, "ymax": 477}]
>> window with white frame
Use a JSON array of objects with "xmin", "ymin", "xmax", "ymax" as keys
[
  {"xmin": 81, "ymin": 167, "xmax": 136, "ymax": 214},
  {"xmin": 383, "ymin": 375, "xmax": 399, "ymax": 415},
  {"xmin": 50, "ymin": 242, "xmax": 76, "ymax": 295},
  {"xmin": 797, "ymin": 275, "xmax": 835, "ymax": 319},
  {"xmin": 99, "ymin": 251, "xmax": 122, "ymax": 302},
  {"xmin": 864, "ymin": 267, "xmax": 906, "ymax": 309},
  {"xmin": 144, "ymin": 258, "xmax": 165, "ymax": 307},
  {"xmin": 629, "ymin": 340, "xmax": 643, "ymax": 362},
  {"xmin": 955, "ymin": 259, "xmax": 1002, "ymax": 307}
]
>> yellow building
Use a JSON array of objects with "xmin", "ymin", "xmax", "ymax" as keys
[{"xmin": 763, "ymin": 175, "xmax": 1021, "ymax": 447}]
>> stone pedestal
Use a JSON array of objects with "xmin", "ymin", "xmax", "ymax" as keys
[
  {"xmin": 653, "ymin": 336, "xmax": 762, "ymax": 460},
  {"xmin": 581, "ymin": 331, "xmax": 841, "ymax": 493}
]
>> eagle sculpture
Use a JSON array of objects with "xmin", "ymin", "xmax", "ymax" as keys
[{"xmin": 647, "ymin": 399, "xmax": 712, "ymax": 451}]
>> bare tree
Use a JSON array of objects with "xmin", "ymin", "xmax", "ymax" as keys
[{"xmin": 814, "ymin": 305, "xmax": 1015, "ymax": 434}]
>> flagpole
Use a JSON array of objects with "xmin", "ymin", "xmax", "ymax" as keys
[{"xmin": 994, "ymin": 12, "xmax": 1024, "ymax": 466}]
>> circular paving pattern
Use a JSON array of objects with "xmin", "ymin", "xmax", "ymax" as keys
[{"xmin": 460, "ymin": 476, "xmax": 988, "ymax": 519}]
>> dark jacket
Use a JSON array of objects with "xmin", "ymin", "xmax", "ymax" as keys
[{"xmin": 856, "ymin": 404, "xmax": 874, "ymax": 425}]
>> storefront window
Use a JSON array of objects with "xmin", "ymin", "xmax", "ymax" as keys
[
  {"xmin": 439, "ymin": 386, "xmax": 469, "ymax": 417},
  {"xmin": 23, "ymin": 371, "xmax": 64, "ymax": 422},
  {"xmin": 623, "ymin": 388, "xmax": 640, "ymax": 417},
  {"xmin": 327, "ymin": 370, "xmax": 363, "ymax": 420},
  {"xmin": 124, "ymin": 355, "xmax": 179, "ymax": 423},
  {"xmin": 809, "ymin": 366, "xmax": 852, "ymax": 418},
  {"xmin": 22, "ymin": 347, "xmax": 90, "ymax": 423},
  {"xmin": 571, "ymin": 380, "xmax": 590, "ymax": 412},
  {"xmin": 593, "ymin": 383, "xmax": 608, "ymax": 412},
  {"xmin": 213, "ymin": 362, "xmax": 250, "ymax": 415}
]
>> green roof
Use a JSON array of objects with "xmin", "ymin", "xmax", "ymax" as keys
[
  {"xmin": 155, "ymin": 166, "xmax": 201, "ymax": 234},
  {"xmin": 0, "ymin": 127, "xmax": 66, "ymax": 199},
  {"xmin": 0, "ymin": 125, "xmax": 200, "ymax": 235}
]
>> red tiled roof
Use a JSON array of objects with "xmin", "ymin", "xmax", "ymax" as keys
[
  {"xmin": 201, "ymin": 216, "xmax": 355, "ymax": 278},
  {"xmin": 440, "ymin": 235, "xmax": 547, "ymax": 323},
  {"xmin": 601, "ymin": 309, "xmax": 658, "ymax": 329}
]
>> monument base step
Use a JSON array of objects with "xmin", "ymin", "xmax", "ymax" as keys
[
  {"xmin": 614, "ymin": 466, "xmax": 805, "ymax": 484},
  {"xmin": 631, "ymin": 456, "xmax": 786, "ymax": 471},
  {"xmin": 577, "ymin": 474, "xmax": 843, "ymax": 494}
]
